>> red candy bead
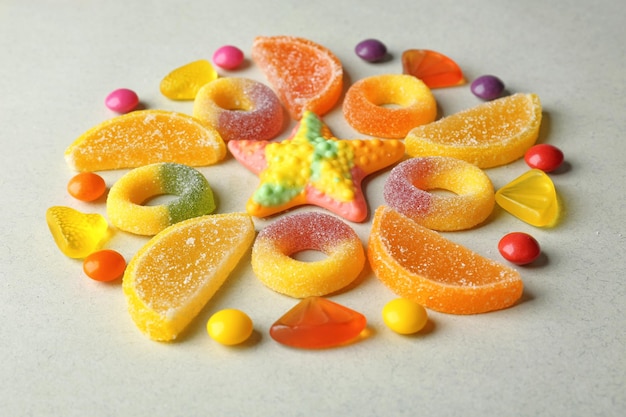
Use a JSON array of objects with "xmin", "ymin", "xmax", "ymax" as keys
[
  {"xmin": 67, "ymin": 172, "xmax": 107, "ymax": 202},
  {"xmin": 498, "ymin": 232, "xmax": 541, "ymax": 265},
  {"xmin": 524, "ymin": 144, "xmax": 564, "ymax": 172},
  {"xmin": 83, "ymin": 250, "xmax": 127, "ymax": 282}
]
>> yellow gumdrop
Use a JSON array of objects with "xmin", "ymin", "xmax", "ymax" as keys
[
  {"xmin": 207, "ymin": 309, "xmax": 254, "ymax": 345},
  {"xmin": 382, "ymin": 298, "xmax": 428, "ymax": 335},
  {"xmin": 160, "ymin": 60, "xmax": 218, "ymax": 100},
  {"xmin": 46, "ymin": 206, "xmax": 109, "ymax": 258}
]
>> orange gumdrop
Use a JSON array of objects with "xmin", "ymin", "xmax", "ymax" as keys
[
  {"xmin": 252, "ymin": 36, "xmax": 343, "ymax": 120},
  {"xmin": 270, "ymin": 297, "xmax": 367, "ymax": 349},
  {"xmin": 402, "ymin": 49, "xmax": 464, "ymax": 88}
]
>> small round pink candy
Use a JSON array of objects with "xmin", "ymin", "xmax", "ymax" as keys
[
  {"xmin": 105, "ymin": 88, "xmax": 139, "ymax": 113},
  {"xmin": 212, "ymin": 45, "xmax": 244, "ymax": 70}
]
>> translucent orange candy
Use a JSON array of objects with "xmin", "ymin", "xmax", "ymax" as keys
[
  {"xmin": 252, "ymin": 36, "xmax": 343, "ymax": 120},
  {"xmin": 368, "ymin": 206, "xmax": 523, "ymax": 315},
  {"xmin": 402, "ymin": 49, "xmax": 464, "ymax": 88}
]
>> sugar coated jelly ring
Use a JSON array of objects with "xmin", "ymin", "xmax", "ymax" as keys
[
  {"xmin": 251, "ymin": 212, "xmax": 365, "ymax": 298},
  {"xmin": 107, "ymin": 163, "xmax": 215, "ymax": 236},
  {"xmin": 193, "ymin": 77, "xmax": 283, "ymax": 142},
  {"xmin": 342, "ymin": 74, "xmax": 437, "ymax": 139},
  {"xmin": 383, "ymin": 156, "xmax": 494, "ymax": 231}
]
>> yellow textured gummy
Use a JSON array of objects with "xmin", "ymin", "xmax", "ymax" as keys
[
  {"xmin": 160, "ymin": 59, "xmax": 218, "ymax": 100},
  {"xmin": 65, "ymin": 110, "xmax": 226, "ymax": 171},
  {"xmin": 46, "ymin": 206, "xmax": 109, "ymax": 258},
  {"xmin": 405, "ymin": 93, "xmax": 542, "ymax": 168},
  {"xmin": 122, "ymin": 213, "xmax": 255, "ymax": 341}
]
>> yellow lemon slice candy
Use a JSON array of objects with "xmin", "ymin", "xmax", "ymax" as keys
[
  {"xmin": 65, "ymin": 110, "xmax": 226, "ymax": 171},
  {"xmin": 405, "ymin": 93, "xmax": 542, "ymax": 168},
  {"xmin": 122, "ymin": 213, "xmax": 255, "ymax": 341}
]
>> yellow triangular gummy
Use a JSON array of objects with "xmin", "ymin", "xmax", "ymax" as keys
[{"xmin": 160, "ymin": 59, "xmax": 218, "ymax": 100}]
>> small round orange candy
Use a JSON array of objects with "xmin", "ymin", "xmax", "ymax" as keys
[
  {"xmin": 67, "ymin": 172, "xmax": 106, "ymax": 201},
  {"xmin": 83, "ymin": 249, "xmax": 126, "ymax": 282}
]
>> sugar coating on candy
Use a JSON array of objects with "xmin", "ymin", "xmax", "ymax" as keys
[
  {"xmin": 402, "ymin": 49, "xmax": 465, "ymax": 88},
  {"xmin": 383, "ymin": 156, "xmax": 494, "ymax": 231},
  {"xmin": 193, "ymin": 77, "xmax": 283, "ymax": 141},
  {"xmin": 160, "ymin": 59, "xmax": 218, "ymax": 100},
  {"xmin": 123, "ymin": 213, "xmax": 255, "ymax": 341},
  {"xmin": 368, "ymin": 206, "xmax": 523, "ymax": 315},
  {"xmin": 228, "ymin": 111, "xmax": 404, "ymax": 222},
  {"xmin": 46, "ymin": 206, "xmax": 109, "ymax": 259},
  {"xmin": 270, "ymin": 297, "xmax": 367, "ymax": 349},
  {"xmin": 65, "ymin": 110, "xmax": 226, "ymax": 171},
  {"xmin": 495, "ymin": 169, "xmax": 559, "ymax": 227},
  {"xmin": 252, "ymin": 36, "xmax": 343, "ymax": 120},
  {"xmin": 251, "ymin": 212, "xmax": 365, "ymax": 298},
  {"xmin": 405, "ymin": 93, "xmax": 542, "ymax": 168},
  {"xmin": 212, "ymin": 45, "xmax": 245, "ymax": 70},
  {"xmin": 343, "ymin": 74, "xmax": 437, "ymax": 138},
  {"xmin": 107, "ymin": 163, "xmax": 215, "ymax": 236}
]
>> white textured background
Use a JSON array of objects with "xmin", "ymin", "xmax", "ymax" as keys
[{"xmin": 1, "ymin": 0, "xmax": 624, "ymax": 416}]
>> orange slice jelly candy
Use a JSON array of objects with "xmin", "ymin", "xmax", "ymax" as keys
[
  {"xmin": 160, "ymin": 59, "xmax": 218, "ymax": 100},
  {"xmin": 405, "ymin": 93, "xmax": 542, "ymax": 168},
  {"xmin": 402, "ymin": 49, "xmax": 465, "ymax": 88},
  {"xmin": 122, "ymin": 213, "xmax": 255, "ymax": 341},
  {"xmin": 252, "ymin": 36, "xmax": 343, "ymax": 120},
  {"xmin": 368, "ymin": 206, "xmax": 523, "ymax": 314},
  {"xmin": 65, "ymin": 110, "xmax": 226, "ymax": 171}
]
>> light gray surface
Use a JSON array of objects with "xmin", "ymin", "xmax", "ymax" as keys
[{"xmin": 1, "ymin": 0, "xmax": 624, "ymax": 416}]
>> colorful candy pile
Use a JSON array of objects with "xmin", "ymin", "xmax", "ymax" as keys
[{"xmin": 47, "ymin": 36, "xmax": 566, "ymax": 348}]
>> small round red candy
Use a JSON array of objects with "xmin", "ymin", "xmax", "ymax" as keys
[
  {"xmin": 212, "ymin": 45, "xmax": 245, "ymax": 70},
  {"xmin": 105, "ymin": 88, "xmax": 139, "ymax": 113},
  {"xmin": 498, "ymin": 232, "xmax": 541, "ymax": 265},
  {"xmin": 83, "ymin": 250, "xmax": 127, "ymax": 282},
  {"xmin": 524, "ymin": 144, "xmax": 564, "ymax": 172},
  {"xmin": 67, "ymin": 172, "xmax": 106, "ymax": 202}
]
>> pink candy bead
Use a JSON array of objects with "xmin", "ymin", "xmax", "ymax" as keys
[
  {"xmin": 105, "ymin": 88, "xmax": 139, "ymax": 113},
  {"xmin": 212, "ymin": 45, "xmax": 244, "ymax": 70}
]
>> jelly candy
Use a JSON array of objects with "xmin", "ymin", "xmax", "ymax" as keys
[
  {"xmin": 405, "ymin": 93, "xmax": 542, "ymax": 168},
  {"xmin": 270, "ymin": 297, "xmax": 367, "ymax": 349},
  {"xmin": 160, "ymin": 59, "xmax": 217, "ymax": 100},
  {"xmin": 402, "ymin": 49, "xmax": 464, "ymax": 88},
  {"xmin": 228, "ymin": 111, "xmax": 404, "ymax": 222},
  {"xmin": 252, "ymin": 36, "xmax": 343, "ymax": 119},
  {"xmin": 65, "ymin": 110, "xmax": 226, "ymax": 172},
  {"xmin": 123, "ymin": 213, "xmax": 255, "ymax": 341},
  {"xmin": 368, "ymin": 206, "xmax": 523, "ymax": 315},
  {"xmin": 46, "ymin": 206, "xmax": 109, "ymax": 259},
  {"xmin": 495, "ymin": 169, "xmax": 559, "ymax": 227}
]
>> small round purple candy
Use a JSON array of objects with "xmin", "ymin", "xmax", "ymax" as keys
[
  {"xmin": 213, "ymin": 45, "xmax": 244, "ymax": 70},
  {"xmin": 105, "ymin": 88, "xmax": 139, "ymax": 113},
  {"xmin": 470, "ymin": 75, "xmax": 505, "ymax": 100},
  {"xmin": 355, "ymin": 39, "xmax": 387, "ymax": 62}
]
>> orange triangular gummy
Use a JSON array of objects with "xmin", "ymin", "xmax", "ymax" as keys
[
  {"xmin": 252, "ymin": 36, "xmax": 343, "ymax": 120},
  {"xmin": 402, "ymin": 49, "xmax": 464, "ymax": 88},
  {"xmin": 269, "ymin": 297, "xmax": 367, "ymax": 349}
]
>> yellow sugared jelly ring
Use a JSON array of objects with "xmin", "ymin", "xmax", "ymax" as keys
[
  {"xmin": 251, "ymin": 212, "xmax": 365, "ymax": 298},
  {"xmin": 342, "ymin": 74, "xmax": 437, "ymax": 139},
  {"xmin": 193, "ymin": 77, "xmax": 284, "ymax": 142},
  {"xmin": 107, "ymin": 163, "xmax": 215, "ymax": 236},
  {"xmin": 383, "ymin": 157, "xmax": 495, "ymax": 231}
]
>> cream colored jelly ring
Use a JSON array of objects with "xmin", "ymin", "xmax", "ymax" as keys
[
  {"xmin": 342, "ymin": 74, "xmax": 437, "ymax": 139},
  {"xmin": 107, "ymin": 163, "xmax": 215, "ymax": 236},
  {"xmin": 193, "ymin": 77, "xmax": 284, "ymax": 142},
  {"xmin": 251, "ymin": 212, "xmax": 365, "ymax": 298},
  {"xmin": 383, "ymin": 156, "xmax": 494, "ymax": 231}
]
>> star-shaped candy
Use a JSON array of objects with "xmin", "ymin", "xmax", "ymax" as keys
[{"xmin": 228, "ymin": 111, "xmax": 405, "ymax": 222}]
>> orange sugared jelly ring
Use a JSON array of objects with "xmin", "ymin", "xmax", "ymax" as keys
[
  {"xmin": 107, "ymin": 163, "xmax": 215, "ymax": 236},
  {"xmin": 251, "ymin": 212, "xmax": 365, "ymax": 298},
  {"xmin": 342, "ymin": 74, "xmax": 437, "ymax": 139},
  {"xmin": 383, "ymin": 157, "xmax": 494, "ymax": 231},
  {"xmin": 193, "ymin": 77, "xmax": 284, "ymax": 142}
]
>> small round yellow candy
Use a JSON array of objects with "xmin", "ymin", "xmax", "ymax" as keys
[
  {"xmin": 382, "ymin": 298, "xmax": 428, "ymax": 335},
  {"xmin": 206, "ymin": 309, "xmax": 254, "ymax": 345}
]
